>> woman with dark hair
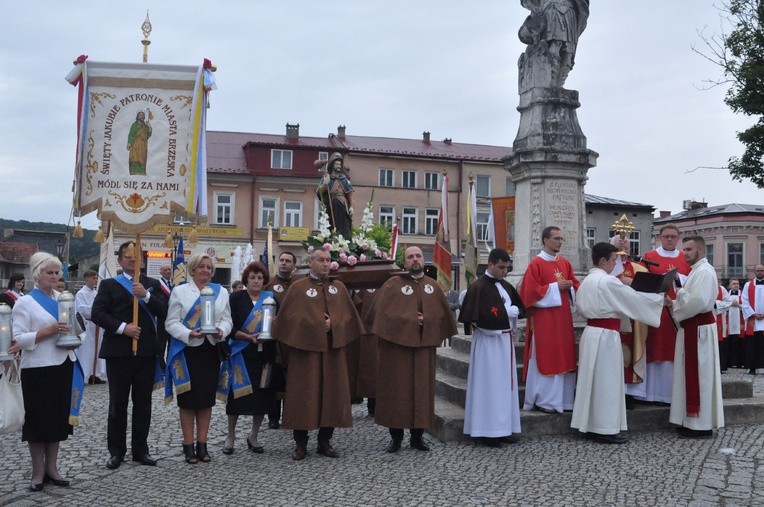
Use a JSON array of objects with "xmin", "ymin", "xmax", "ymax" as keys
[
  {"xmin": 13, "ymin": 253, "xmax": 81, "ymax": 491},
  {"xmin": 165, "ymin": 253, "xmax": 232, "ymax": 464},
  {"xmin": 222, "ymin": 261, "xmax": 277, "ymax": 454},
  {"xmin": 0, "ymin": 273, "xmax": 26, "ymax": 308}
]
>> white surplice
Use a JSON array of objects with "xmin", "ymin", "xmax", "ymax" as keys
[
  {"xmin": 669, "ymin": 258, "xmax": 725, "ymax": 431},
  {"xmin": 571, "ymin": 268, "xmax": 663, "ymax": 435}
]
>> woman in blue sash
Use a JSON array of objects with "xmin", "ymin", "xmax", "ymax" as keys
[
  {"xmin": 13, "ymin": 253, "xmax": 79, "ymax": 491},
  {"xmin": 222, "ymin": 261, "xmax": 277, "ymax": 454},
  {"xmin": 165, "ymin": 253, "xmax": 232, "ymax": 464}
]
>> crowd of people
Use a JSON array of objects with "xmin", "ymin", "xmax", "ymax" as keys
[{"xmin": 5, "ymin": 222, "xmax": 762, "ymax": 491}]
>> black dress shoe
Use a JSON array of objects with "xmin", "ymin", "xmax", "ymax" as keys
[
  {"xmin": 246, "ymin": 437, "xmax": 264, "ymax": 454},
  {"xmin": 43, "ymin": 474, "xmax": 70, "ymax": 487},
  {"xmin": 498, "ymin": 435, "xmax": 519, "ymax": 444},
  {"xmin": 196, "ymin": 442, "xmax": 211, "ymax": 463},
  {"xmin": 410, "ymin": 438, "xmax": 430, "ymax": 451},
  {"xmin": 29, "ymin": 483, "xmax": 44, "ymax": 492},
  {"xmin": 92, "ymin": 377, "xmax": 106, "ymax": 384},
  {"xmin": 132, "ymin": 453, "xmax": 157, "ymax": 466},
  {"xmin": 106, "ymin": 455, "xmax": 124, "ymax": 469},
  {"xmin": 479, "ymin": 437, "xmax": 503, "ymax": 448},
  {"xmin": 676, "ymin": 426, "xmax": 713, "ymax": 439},
  {"xmin": 386, "ymin": 439, "xmax": 402, "ymax": 453},
  {"xmin": 222, "ymin": 446, "xmax": 234, "ymax": 455},
  {"xmin": 590, "ymin": 432, "xmax": 629, "ymax": 444},
  {"xmin": 183, "ymin": 444, "xmax": 198, "ymax": 464}
]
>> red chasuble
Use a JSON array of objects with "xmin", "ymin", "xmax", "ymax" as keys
[
  {"xmin": 519, "ymin": 254, "xmax": 580, "ymax": 379},
  {"xmin": 642, "ymin": 249, "xmax": 691, "ymax": 362}
]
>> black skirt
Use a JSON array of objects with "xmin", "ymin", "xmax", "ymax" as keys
[
  {"xmin": 177, "ymin": 340, "xmax": 220, "ymax": 409},
  {"xmin": 21, "ymin": 358, "xmax": 74, "ymax": 443},
  {"xmin": 226, "ymin": 342, "xmax": 277, "ymax": 416}
]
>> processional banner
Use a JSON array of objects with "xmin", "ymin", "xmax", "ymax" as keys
[
  {"xmin": 66, "ymin": 58, "xmax": 215, "ymax": 232},
  {"xmin": 492, "ymin": 196, "xmax": 515, "ymax": 254}
]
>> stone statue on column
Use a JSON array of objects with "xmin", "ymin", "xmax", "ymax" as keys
[
  {"xmin": 518, "ymin": 0, "xmax": 590, "ymax": 91},
  {"xmin": 506, "ymin": 0, "xmax": 596, "ymax": 280}
]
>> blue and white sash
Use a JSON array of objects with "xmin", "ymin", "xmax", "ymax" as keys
[
  {"xmin": 164, "ymin": 283, "xmax": 221, "ymax": 403},
  {"xmin": 216, "ymin": 291, "xmax": 273, "ymax": 403},
  {"xmin": 29, "ymin": 288, "xmax": 85, "ymax": 426}
]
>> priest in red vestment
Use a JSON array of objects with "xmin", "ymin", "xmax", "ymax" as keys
[
  {"xmin": 520, "ymin": 226, "xmax": 580, "ymax": 414},
  {"xmin": 635, "ymin": 224, "xmax": 690, "ymax": 404}
]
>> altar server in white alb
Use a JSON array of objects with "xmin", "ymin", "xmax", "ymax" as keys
[
  {"xmin": 459, "ymin": 248, "xmax": 526, "ymax": 447},
  {"xmin": 571, "ymin": 242, "xmax": 664, "ymax": 444},
  {"xmin": 668, "ymin": 236, "xmax": 725, "ymax": 438},
  {"xmin": 75, "ymin": 270, "xmax": 106, "ymax": 384}
]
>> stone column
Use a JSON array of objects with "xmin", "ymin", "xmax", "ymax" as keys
[{"xmin": 505, "ymin": 87, "xmax": 598, "ymax": 282}]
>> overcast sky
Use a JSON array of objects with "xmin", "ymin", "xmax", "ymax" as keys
[{"xmin": 2, "ymin": 1, "xmax": 761, "ymax": 229}]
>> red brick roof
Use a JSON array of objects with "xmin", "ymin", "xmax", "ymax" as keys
[
  {"xmin": 206, "ymin": 130, "xmax": 513, "ymax": 172},
  {"xmin": 0, "ymin": 242, "xmax": 38, "ymax": 264}
]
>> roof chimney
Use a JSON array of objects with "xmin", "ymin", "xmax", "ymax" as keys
[
  {"xmin": 286, "ymin": 123, "xmax": 299, "ymax": 139},
  {"xmin": 659, "ymin": 211, "xmax": 671, "ymax": 218},
  {"xmin": 443, "ymin": 138, "xmax": 452, "ymax": 145},
  {"xmin": 337, "ymin": 125, "xmax": 346, "ymax": 139},
  {"xmin": 422, "ymin": 131, "xmax": 430, "ymax": 144}
]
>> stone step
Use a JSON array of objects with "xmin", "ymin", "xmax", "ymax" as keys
[{"xmin": 428, "ymin": 395, "xmax": 764, "ymax": 442}]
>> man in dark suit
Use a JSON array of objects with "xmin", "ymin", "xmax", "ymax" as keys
[
  {"xmin": 155, "ymin": 264, "xmax": 173, "ymax": 369},
  {"xmin": 91, "ymin": 241, "xmax": 168, "ymax": 469}
]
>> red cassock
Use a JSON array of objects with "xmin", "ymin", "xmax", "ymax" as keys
[
  {"xmin": 520, "ymin": 255, "xmax": 580, "ymax": 380},
  {"xmin": 642, "ymin": 250, "xmax": 691, "ymax": 362}
]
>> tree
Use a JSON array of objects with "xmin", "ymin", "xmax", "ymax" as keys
[{"xmin": 695, "ymin": 1, "xmax": 764, "ymax": 187}]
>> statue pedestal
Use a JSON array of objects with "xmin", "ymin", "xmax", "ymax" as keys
[{"xmin": 505, "ymin": 87, "xmax": 598, "ymax": 282}]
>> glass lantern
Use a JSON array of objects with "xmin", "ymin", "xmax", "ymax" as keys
[
  {"xmin": 56, "ymin": 291, "xmax": 82, "ymax": 349},
  {"xmin": 258, "ymin": 296, "xmax": 277, "ymax": 341},
  {"xmin": 199, "ymin": 286, "xmax": 217, "ymax": 334},
  {"xmin": 0, "ymin": 303, "xmax": 13, "ymax": 360}
]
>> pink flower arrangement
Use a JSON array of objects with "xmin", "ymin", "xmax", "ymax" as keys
[
  {"xmin": 375, "ymin": 249, "xmax": 382, "ymax": 257},
  {"xmin": 329, "ymin": 261, "xmax": 340, "ymax": 271},
  {"xmin": 359, "ymin": 254, "xmax": 367, "ymax": 262},
  {"xmin": 307, "ymin": 245, "xmax": 315, "ymax": 253},
  {"xmin": 347, "ymin": 255, "xmax": 358, "ymax": 266},
  {"xmin": 323, "ymin": 243, "xmax": 332, "ymax": 251},
  {"xmin": 339, "ymin": 252, "xmax": 348, "ymax": 262}
]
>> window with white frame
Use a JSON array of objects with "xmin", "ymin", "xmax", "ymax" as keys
[
  {"xmin": 214, "ymin": 192, "xmax": 234, "ymax": 225},
  {"xmin": 706, "ymin": 243, "xmax": 715, "ymax": 266},
  {"xmin": 402, "ymin": 207, "xmax": 418, "ymax": 234},
  {"xmin": 506, "ymin": 178, "xmax": 516, "ymax": 196},
  {"xmin": 760, "ymin": 242, "xmax": 764, "ymax": 265},
  {"xmin": 586, "ymin": 228, "xmax": 596, "ymax": 249},
  {"xmin": 283, "ymin": 201, "xmax": 303, "ymax": 227},
  {"xmin": 476, "ymin": 175, "xmax": 490, "ymax": 197},
  {"xmin": 424, "ymin": 172, "xmax": 440, "ymax": 190},
  {"xmin": 317, "ymin": 152, "xmax": 328, "ymax": 172},
  {"xmin": 476, "ymin": 212, "xmax": 490, "ymax": 241},
  {"xmin": 379, "ymin": 205, "xmax": 395, "ymax": 227},
  {"xmin": 259, "ymin": 197, "xmax": 278, "ymax": 227},
  {"xmin": 728, "ymin": 242, "xmax": 744, "ymax": 278},
  {"xmin": 379, "ymin": 168, "xmax": 394, "ymax": 187},
  {"xmin": 271, "ymin": 149, "xmax": 293, "ymax": 169},
  {"xmin": 425, "ymin": 208, "xmax": 439, "ymax": 235},
  {"xmin": 402, "ymin": 170, "xmax": 417, "ymax": 189}
]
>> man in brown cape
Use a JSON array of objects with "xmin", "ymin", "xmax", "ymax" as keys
[
  {"xmin": 370, "ymin": 246, "xmax": 457, "ymax": 452},
  {"xmin": 272, "ymin": 248, "xmax": 363, "ymax": 460},
  {"xmin": 264, "ymin": 251, "xmax": 297, "ymax": 430}
]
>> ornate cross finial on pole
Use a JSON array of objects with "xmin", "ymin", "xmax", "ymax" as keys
[
  {"xmin": 611, "ymin": 213, "xmax": 636, "ymax": 240},
  {"xmin": 141, "ymin": 10, "xmax": 152, "ymax": 63}
]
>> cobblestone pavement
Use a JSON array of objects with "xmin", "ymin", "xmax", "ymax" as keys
[{"xmin": 2, "ymin": 368, "xmax": 764, "ymax": 506}]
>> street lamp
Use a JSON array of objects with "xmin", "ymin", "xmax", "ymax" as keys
[{"xmin": 54, "ymin": 240, "xmax": 65, "ymax": 261}]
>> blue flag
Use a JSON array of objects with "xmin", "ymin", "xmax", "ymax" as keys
[{"xmin": 173, "ymin": 236, "xmax": 187, "ymax": 286}]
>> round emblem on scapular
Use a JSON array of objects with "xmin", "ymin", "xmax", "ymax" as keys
[
  {"xmin": 306, "ymin": 288, "xmax": 318, "ymax": 298},
  {"xmin": 328, "ymin": 285, "xmax": 338, "ymax": 295},
  {"xmin": 273, "ymin": 284, "xmax": 284, "ymax": 293},
  {"xmin": 401, "ymin": 285, "xmax": 414, "ymax": 296},
  {"xmin": 424, "ymin": 284, "xmax": 434, "ymax": 294}
]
